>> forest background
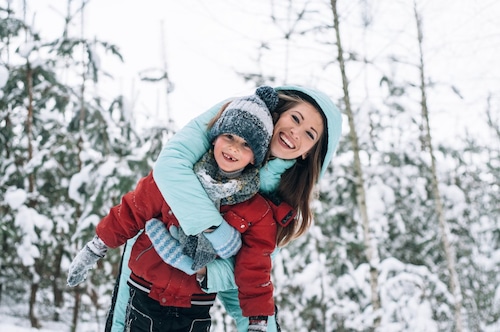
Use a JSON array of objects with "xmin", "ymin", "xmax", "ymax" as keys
[{"xmin": 0, "ymin": 0, "xmax": 499, "ymax": 331}]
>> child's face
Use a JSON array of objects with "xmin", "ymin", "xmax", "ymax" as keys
[
  {"xmin": 269, "ymin": 101, "xmax": 324, "ymax": 160},
  {"xmin": 213, "ymin": 134, "xmax": 255, "ymax": 172}
]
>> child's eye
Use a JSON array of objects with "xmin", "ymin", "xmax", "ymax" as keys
[{"xmin": 225, "ymin": 134, "xmax": 234, "ymax": 140}]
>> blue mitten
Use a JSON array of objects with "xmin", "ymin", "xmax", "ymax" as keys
[
  {"xmin": 202, "ymin": 220, "xmax": 241, "ymax": 259},
  {"xmin": 145, "ymin": 218, "xmax": 197, "ymax": 275}
]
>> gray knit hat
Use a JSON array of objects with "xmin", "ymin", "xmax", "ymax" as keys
[{"xmin": 209, "ymin": 86, "xmax": 278, "ymax": 166}]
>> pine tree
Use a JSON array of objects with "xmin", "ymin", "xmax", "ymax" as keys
[{"xmin": 0, "ymin": 2, "xmax": 169, "ymax": 329}]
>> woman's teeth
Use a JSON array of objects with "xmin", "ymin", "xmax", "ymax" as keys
[{"xmin": 280, "ymin": 133, "xmax": 295, "ymax": 149}]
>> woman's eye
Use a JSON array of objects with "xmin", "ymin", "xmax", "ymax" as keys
[
  {"xmin": 307, "ymin": 131, "xmax": 315, "ymax": 140},
  {"xmin": 292, "ymin": 115, "xmax": 299, "ymax": 123}
]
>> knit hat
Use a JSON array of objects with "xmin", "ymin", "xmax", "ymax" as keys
[{"xmin": 209, "ymin": 86, "xmax": 278, "ymax": 166}]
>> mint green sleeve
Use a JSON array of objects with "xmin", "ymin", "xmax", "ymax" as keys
[
  {"xmin": 203, "ymin": 249, "xmax": 280, "ymax": 292},
  {"xmin": 259, "ymin": 158, "xmax": 295, "ymax": 194},
  {"xmin": 216, "ymin": 289, "xmax": 277, "ymax": 332},
  {"xmin": 204, "ymin": 250, "xmax": 281, "ymax": 332},
  {"xmin": 152, "ymin": 101, "xmax": 226, "ymax": 235}
]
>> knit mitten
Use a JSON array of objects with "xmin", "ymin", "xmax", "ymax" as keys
[
  {"xmin": 145, "ymin": 218, "xmax": 197, "ymax": 275},
  {"xmin": 67, "ymin": 235, "xmax": 108, "ymax": 287},
  {"xmin": 169, "ymin": 226, "xmax": 217, "ymax": 270},
  {"xmin": 202, "ymin": 219, "xmax": 242, "ymax": 259},
  {"xmin": 248, "ymin": 316, "xmax": 268, "ymax": 332}
]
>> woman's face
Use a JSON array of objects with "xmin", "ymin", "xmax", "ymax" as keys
[{"xmin": 270, "ymin": 101, "xmax": 324, "ymax": 160}]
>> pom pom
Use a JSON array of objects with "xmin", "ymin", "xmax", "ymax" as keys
[{"xmin": 256, "ymin": 86, "xmax": 279, "ymax": 112}]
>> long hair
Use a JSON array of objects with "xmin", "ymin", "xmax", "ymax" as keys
[
  {"xmin": 206, "ymin": 103, "xmax": 229, "ymax": 129},
  {"xmin": 273, "ymin": 91, "xmax": 328, "ymax": 247}
]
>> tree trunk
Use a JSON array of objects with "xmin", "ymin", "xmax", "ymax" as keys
[
  {"xmin": 25, "ymin": 56, "xmax": 43, "ymax": 329},
  {"xmin": 70, "ymin": 4, "xmax": 88, "ymax": 331},
  {"xmin": 29, "ymin": 280, "xmax": 41, "ymax": 329},
  {"xmin": 52, "ymin": 244, "xmax": 64, "ymax": 321},
  {"xmin": 330, "ymin": 0, "xmax": 381, "ymax": 329},
  {"xmin": 72, "ymin": 291, "xmax": 81, "ymax": 332},
  {"xmin": 413, "ymin": 2, "xmax": 463, "ymax": 331}
]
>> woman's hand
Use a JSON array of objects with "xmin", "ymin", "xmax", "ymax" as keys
[
  {"xmin": 196, "ymin": 266, "xmax": 207, "ymax": 276},
  {"xmin": 202, "ymin": 220, "xmax": 242, "ymax": 258}
]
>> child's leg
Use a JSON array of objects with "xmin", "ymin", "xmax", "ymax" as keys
[{"xmin": 124, "ymin": 285, "xmax": 212, "ymax": 332}]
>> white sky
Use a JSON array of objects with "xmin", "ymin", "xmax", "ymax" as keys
[
  {"xmin": 17, "ymin": 0, "xmax": 500, "ymax": 135},
  {"xmin": 21, "ymin": 0, "xmax": 273, "ymax": 128}
]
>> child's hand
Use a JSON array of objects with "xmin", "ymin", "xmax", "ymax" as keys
[
  {"xmin": 203, "ymin": 225, "xmax": 218, "ymax": 233},
  {"xmin": 67, "ymin": 236, "xmax": 108, "ymax": 287}
]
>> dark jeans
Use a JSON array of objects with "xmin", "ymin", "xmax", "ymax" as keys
[{"xmin": 125, "ymin": 286, "xmax": 212, "ymax": 332}]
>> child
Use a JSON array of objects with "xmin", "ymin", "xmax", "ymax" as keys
[{"xmin": 67, "ymin": 86, "xmax": 294, "ymax": 331}]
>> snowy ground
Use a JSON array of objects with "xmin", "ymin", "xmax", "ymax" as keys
[
  {"xmin": 0, "ymin": 303, "xmax": 101, "ymax": 332},
  {"xmin": 0, "ymin": 313, "xmax": 98, "ymax": 332},
  {"xmin": 0, "ymin": 300, "xmax": 229, "ymax": 332},
  {"xmin": 0, "ymin": 314, "xmax": 100, "ymax": 332}
]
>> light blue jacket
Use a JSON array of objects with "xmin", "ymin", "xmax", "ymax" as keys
[{"xmin": 109, "ymin": 85, "xmax": 342, "ymax": 331}]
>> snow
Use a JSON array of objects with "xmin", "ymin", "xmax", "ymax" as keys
[
  {"xmin": 17, "ymin": 41, "xmax": 37, "ymax": 58},
  {"xmin": 68, "ymin": 165, "xmax": 91, "ymax": 205},
  {"xmin": 5, "ymin": 187, "xmax": 28, "ymax": 209},
  {"xmin": 15, "ymin": 205, "xmax": 53, "ymax": 266},
  {"xmin": 0, "ymin": 312, "xmax": 98, "ymax": 332}
]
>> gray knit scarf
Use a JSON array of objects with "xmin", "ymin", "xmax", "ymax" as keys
[{"xmin": 178, "ymin": 150, "xmax": 260, "ymax": 270}]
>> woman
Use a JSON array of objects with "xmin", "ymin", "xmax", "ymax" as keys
[{"xmin": 105, "ymin": 85, "xmax": 342, "ymax": 332}]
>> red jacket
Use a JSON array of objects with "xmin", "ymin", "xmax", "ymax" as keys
[{"xmin": 95, "ymin": 171, "xmax": 295, "ymax": 316}]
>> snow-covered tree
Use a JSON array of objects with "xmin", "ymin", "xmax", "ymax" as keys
[{"xmin": 0, "ymin": 2, "xmax": 172, "ymax": 329}]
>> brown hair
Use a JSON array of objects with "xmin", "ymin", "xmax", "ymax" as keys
[
  {"xmin": 273, "ymin": 91, "xmax": 328, "ymax": 247},
  {"xmin": 206, "ymin": 103, "xmax": 229, "ymax": 129}
]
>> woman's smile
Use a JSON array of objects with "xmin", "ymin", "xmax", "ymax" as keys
[{"xmin": 279, "ymin": 132, "xmax": 296, "ymax": 149}]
